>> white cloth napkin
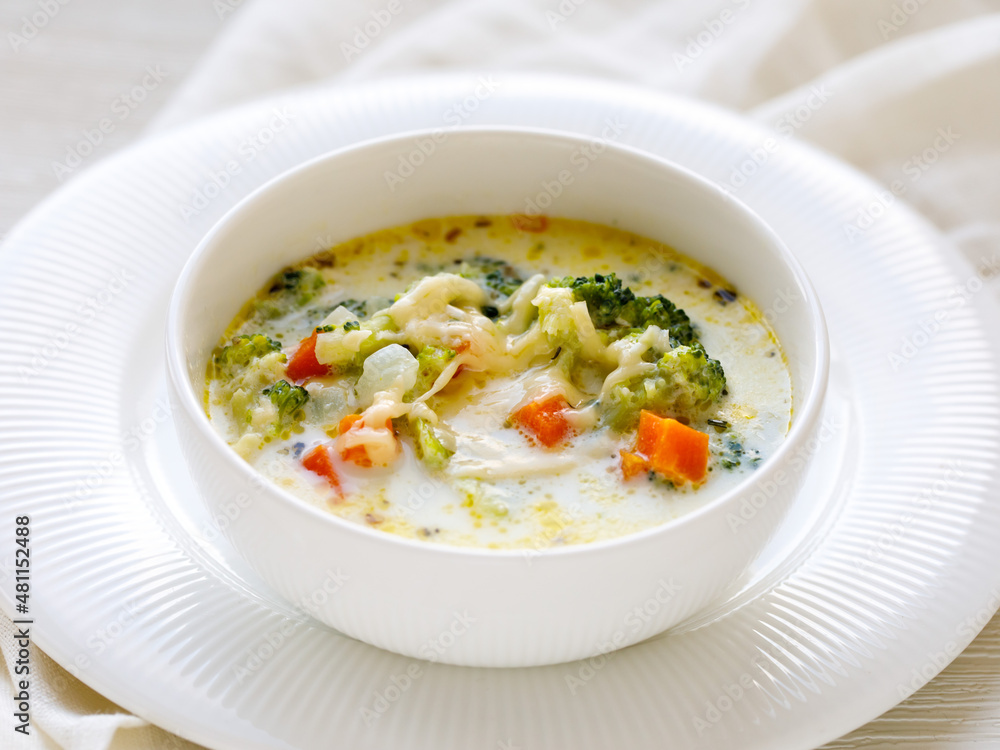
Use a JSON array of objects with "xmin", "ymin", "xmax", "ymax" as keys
[
  {"xmin": 6, "ymin": 0, "xmax": 1000, "ymax": 746},
  {"xmin": 152, "ymin": 0, "xmax": 1000, "ymax": 282}
]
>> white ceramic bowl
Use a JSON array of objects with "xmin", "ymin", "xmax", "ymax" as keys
[{"xmin": 166, "ymin": 127, "xmax": 828, "ymax": 668}]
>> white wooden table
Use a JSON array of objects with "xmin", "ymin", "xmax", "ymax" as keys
[{"xmin": 2, "ymin": 2, "xmax": 998, "ymax": 747}]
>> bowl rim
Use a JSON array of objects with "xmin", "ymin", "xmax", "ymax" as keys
[{"xmin": 165, "ymin": 124, "xmax": 830, "ymax": 562}]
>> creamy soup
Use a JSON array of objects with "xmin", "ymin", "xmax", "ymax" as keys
[{"xmin": 206, "ymin": 215, "xmax": 791, "ymax": 549}]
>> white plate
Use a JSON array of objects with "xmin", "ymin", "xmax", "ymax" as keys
[{"xmin": 2, "ymin": 73, "xmax": 999, "ymax": 750}]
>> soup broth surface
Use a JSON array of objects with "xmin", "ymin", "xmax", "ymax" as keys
[{"xmin": 206, "ymin": 215, "xmax": 792, "ymax": 549}]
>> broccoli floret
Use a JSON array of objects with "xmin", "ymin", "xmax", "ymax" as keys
[
  {"xmin": 620, "ymin": 295, "xmax": 695, "ymax": 346},
  {"xmin": 458, "ymin": 257, "xmax": 525, "ymax": 298},
  {"xmin": 226, "ymin": 379, "xmax": 308, "ymax": 441},
  {"xmin": 549, "ymin": 273, "xmax": 634, "ymax": 327},
  {"xmin": 407, "ymin": 346, "xmax": 457, "ymax": 400},
  {"xmin": 254, "ymin": 267, "xmax": 326, "ymax": 320},
  {"xmin": 411, "ymin": 418, "xmax": 453, "ymax": 469},
  {"xmin": 214, "ymin": 334, "xmax": 283, "ymax": 377},
  {"xmin": 659, "ymin": 343, "xmax": 726, "ymax": 409},
  {"xmin": 548, "ymin": 273, "xmax": 696, "ymax": 346},
  {"xmin": 539, "ymin": 274, "xmax": 719, "ymax": 428},
  {"xmin": 602, "ymin": 342, "xmax": 726, "ymax": 429},
  {"xmin": 263, "ymin": 379, "xmax": 309, "ymax": 424}
]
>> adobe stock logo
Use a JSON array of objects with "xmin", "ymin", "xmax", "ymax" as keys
[{"xmin": 7, "ymin": 0, "xmax": 71, "ymax": 52}]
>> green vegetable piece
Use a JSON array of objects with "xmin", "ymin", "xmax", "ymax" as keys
[
  {"xmin": 458, "ymin": 257, "xmax": 525, "ymax": 298},
  {"xmin": 550, "ymin": 273, "xmax": 695, "ymax": 346},
  {"xmin": 719, "ymin": 439, "xmax": 744, "ymax": 470},
  {"xmin": 270, "ymin": 267, "xmax": 325, "ymax": 297},
  {"xmin": 407, "ymin": 346, "xmax": 457, "ymax": 399},
  {"xmin": 214, "ymin": 333, "xmax": 283, "ymax": 377},
  {"xmin": 264, "ymin": 379, "xmax": 309, "ymax": 420},
  {"xmin": 620, "ymin": 294, "xmax": 695, "ymax": 346},
  {"xmin": 549, "ymin": 272, "xmax": 634, "ymax": 327},
  {"xmin": 255, "ymin": 267, "xmax": 326, "ymax": 320},
  {"xmin": 262, "ymin": 379, "xmax": 309, "ymax": 437},
  {"xmin": 657, "ymin": 343, "xmax": 726, "ymax": 409},
  {"xmin": 412, "ymin": 418, "xmax": 453, "ymax": 469},
  {"xmin": 718, "ymin": 438, "xmax": 760, "ymax": 470},
  {"xmin": 602, "ymin": 342, "xmax": 726, "ymax": 430},
  {"xmin": 353, "ymin": 313, "xmax": 398, "ymax": 365}
]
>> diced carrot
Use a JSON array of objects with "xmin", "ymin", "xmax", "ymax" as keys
[
  {"xmin": 341, "ymin": 444, "xmax": 371, "ymax": 467},
  {"xmin": 513, "ymin": 395, "xmax": 572, "ymax": 448},
  {"xmin": 337, "ymin": 414, "xmax": 393, "ymax": 467},
  {"xmin": 302, "ymin": 444, "xmax": 342, "ymax": 496},
  {"xmin": 635, "ymin": 410, "xmax": 710, "ymax": 484},
  {"xmin": 337, "ymin": 414, "xmax": 371, "ymax": 466},
  {"xmin": 510, "ymin": 214, "xmax": 549, "ymax": 233},
  {"xmin": 338, "ymin": 414, "xmax": 363, "ymax": 434},
  {"xmin": 285, "ymin": 329, "xmax": 330, "ymax": 382},
  {"xmin": 620, "ymin": 450, "xmax": 649, "ymax": 481}
]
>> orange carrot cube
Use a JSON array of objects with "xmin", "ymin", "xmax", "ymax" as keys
[
  {"xmin": 302, "ymin": 444, "xmax": 342, "ymax": 496},
  {"xmin": 635, "ymin": 410, "xmax": 710, "ymax": 484},
  {"xmin": 513, "ymin": 395, "xmax": 572, "ymax": 448},
  {"xmin": 286, "ymin": 329, "xmax": 330, "ymax": 382}
]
